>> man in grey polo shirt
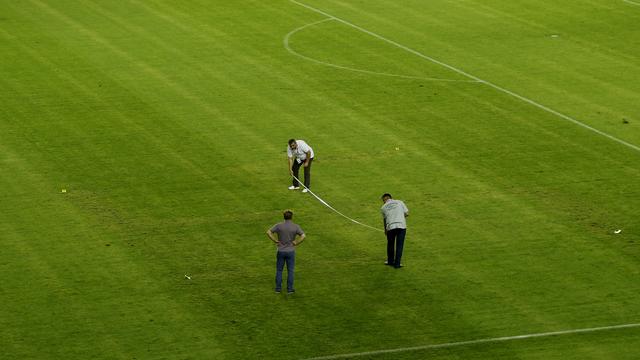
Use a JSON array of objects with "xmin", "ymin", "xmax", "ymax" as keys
[
  {"xmin": 266, "ymin": 210, "xmax": 306, "ymax": 293},
  {"xmin": 381, "ymin": 193, "xmax": 409, "ymax": 268}
]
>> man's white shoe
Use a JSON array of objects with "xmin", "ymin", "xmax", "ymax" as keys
[
  {"xmin": 302, "ymin": 188, "xmax": 309, "ymax": 193},
  {"xmin": 288, "ymin": 186, "xmax": 300, "ymax": 190}
]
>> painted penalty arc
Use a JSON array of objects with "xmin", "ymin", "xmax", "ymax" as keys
[{"xmin": 284, "ymin": 18, "xmax": 480, "ymax": 83}]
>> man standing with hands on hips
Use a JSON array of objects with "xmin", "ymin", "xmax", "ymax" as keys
[
  {"xmin": 287, "ymin": 139, "xmax": 314, "ymax": 193},
  {"xmin": 267, "ymin": 210, "xmax": 306, "ymax": 294},
  {"xmin": 381, "ymin": 193, "xmax": 409, "ymax": 268}
]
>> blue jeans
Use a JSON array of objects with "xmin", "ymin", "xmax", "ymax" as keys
[
  {"xmin": 275, "ymin": 251, "xmax": 295, "ymax": 291},
  {"xmin": 386, "ymin": 228, "xmax": 406, "ymax": 268}
]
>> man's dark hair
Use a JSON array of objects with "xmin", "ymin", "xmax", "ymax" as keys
[
  {"xmin": 288, "ymin": 139, "xmax": 296, "ymax": 145},
  {"xmin": 283, "ymin": 210, "xmax": 293, "ymax": 220},
  {"xmin": 381, "ymin": 193, "xmax": 392, "ymax": 200}
]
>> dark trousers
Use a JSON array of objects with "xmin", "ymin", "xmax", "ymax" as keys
[
  {"xmin": 292, "ymin": 158, "xmax": 313, "ymax": 189},
  {"xmin": 275, "ymin": 251, "xmax": 295, "ymax": 291},
  {"xmin": 386, "ymin": 228, "xmax": 406, "ymax": 268}
]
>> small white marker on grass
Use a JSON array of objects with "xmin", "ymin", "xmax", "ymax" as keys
[
  {"xmin": 614, "ymin": 229, "xmax": 622, "ymax": 234},
  {"xmin": 184, "ymin": 275, "xmax": 191, "ymax": 280}
]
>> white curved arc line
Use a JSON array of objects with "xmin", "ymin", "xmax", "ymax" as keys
[
  {"xmin": 292, "ymin": 175, "xmax": 383, "ymax": 232},
  {"xmin": 284, "ymin": 19, "xmax": 480, "ymax": 83}
]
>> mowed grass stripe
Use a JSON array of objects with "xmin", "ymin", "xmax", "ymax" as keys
[
  {"xmin": 467, "ymin": 0, "xmax": 640, "ymax": 139},
  {"xmin": 0, "ymin": 141, "xmax": 225, "ymax": 358},
  {"xmin": 0, "ymin": 71, "xmax": 226, "ymax": 360},
  {"xmin": 0, "ymin": 22, "xmax": 242, "ymax": 208},
  {"xmin": 121, "ymin": 0, "xmax": 346, "ymax": 139},
  {"xmin": 26, "ymin": 0, "xmax": 273, "ymax": 157},
  {"xmin": 0, "ymin": 2, "xmax": 242, "ymax": 353},
  {"xmin": 82, "ymin": 0, "xmax": 285, "ymax": 149},
  {"xmin": 413, "ymin": 155, "xmax": 640, "ymax": 334},
  {"xmin": 457, "ymin": 0, "xmax": 640, "ymax": 134},
  {"xmin": 16, "ymin": 0, "xmax": 290, "ymax": 213},
  {"xmin": 8, "ymin": 0, "xmax": 284, "ymax": 264},
  {"xmin": 463, "ymin": 0, "xmax": 640, "ymax": 66}
]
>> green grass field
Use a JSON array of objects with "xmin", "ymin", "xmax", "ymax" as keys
[{"xmin": 2, "ymin": 0, "xmax": 640, "ymax": 359}]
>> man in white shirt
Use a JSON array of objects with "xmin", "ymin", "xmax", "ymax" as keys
[
  {"xmin": 287, "ymin": 139, "xmax": 315, "ymax": 193},
  {"xmin": 380, "ymin": 193, "xmax": 409, "ymax": 268}
]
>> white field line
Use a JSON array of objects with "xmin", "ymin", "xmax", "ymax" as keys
[
  {"xmin": 284, "ymin": 19, "xmax": 480, "ymax": 83},
  {"xmin": 292, "ymin": 175, "xmax": 383, "ymax": 232},
  {"xmin": 301, "ymin": 322, "xmax": 640, "ymax": 360},
  {"xmin": 623, "ymin": 0, "xmax": 640, "ymax": 6},
  {"xmin": 290, "ymin": 0, "xmax": 640, "ymax": 153}
]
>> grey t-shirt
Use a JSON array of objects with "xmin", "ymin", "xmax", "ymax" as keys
[
  {"xmin": 381, "ymin": 199, "xmax": 409, "ymax": 230},
  {"xmin": 270, "ymin": 220, "xmax": 304, "ymax": 252}
]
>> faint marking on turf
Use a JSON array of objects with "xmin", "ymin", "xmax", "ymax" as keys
[
  {"xmin": 284, "ymin": 19, "xmax": 480, "ymax": 83},
  {"xmin": 290, "ymin": 0, "xmax": 640, "ymax": 153},
  {"xmin": 301, "ymin": 322, "xmax": 640, "ymax": 360},
  {"xmin": 623, "ymin": 0, "xmax": 640, "ymax": 6}
]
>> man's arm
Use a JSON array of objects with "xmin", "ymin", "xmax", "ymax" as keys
[
  {"xmin": 303, "ymin": 151, "xmax": 311, "ymax": 167},
  {"xmin": 288, "ymin": 157, "xmax": 294, "ymax": 175},
  {"xmin": 266, "ymin": 229, "xmax": 279, "ymax": 244},
  {"xmin": 293, "ymin": 233, "xmax": 306, "ymax": 246}
]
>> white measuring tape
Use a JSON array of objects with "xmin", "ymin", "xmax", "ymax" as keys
[{"xmin": 292, "ymin": 175, "xmax": 383, "ymax": 232}]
